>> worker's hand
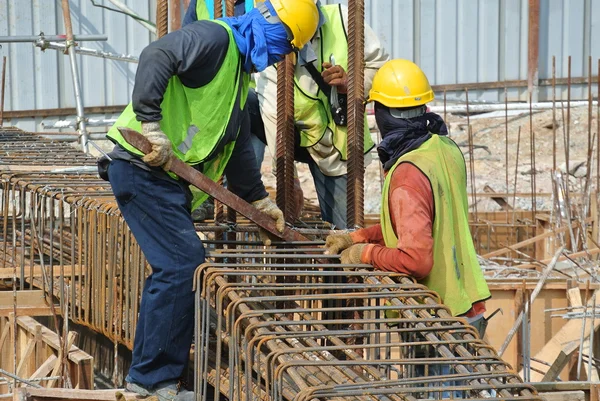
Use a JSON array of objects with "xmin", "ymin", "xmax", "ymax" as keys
[
  {"xmin": 340, "ymin": 243, "xmax": 367, "ymax": 265},
  {"xmin": 252, "ymin": 197, "xmax": 285, "ymax": 246},
  {"xmin": 321, "ymin": 62, "xmax": 348, "ymax": 94},
  {"xmin": 323, "ymin": 233, "xmax": 354, "ymax": 255},
  {"xmin": 141, "ymin": 122, "xmax": 173, "ymax": 171}
]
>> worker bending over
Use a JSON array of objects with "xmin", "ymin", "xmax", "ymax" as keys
[
  {"xmin": 324, "ymin": 59, "xmax": 491, "ymax": 333},
  {"xmin": 99, "ymin": 2, "xmax": 319, "ymax": 400}
]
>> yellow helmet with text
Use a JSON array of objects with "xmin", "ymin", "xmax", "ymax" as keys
[
  {"xmin": 368, "ymin": 59, "xmax": 435, "ymax": 108},
  {"xmin": 267, "ymin": 0, "xmax": 319, "ymax": 50}
]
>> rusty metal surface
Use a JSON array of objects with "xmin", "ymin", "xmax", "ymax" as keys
[
  {"xmin": 0, "ymin": 129, "xmax": 539, "ymax": 400},
  {"xmin": 118, "ymin": 127, "xmax": 308, "ymax": 241},
  {"xmin": 275, "ymin": 55, "xmax": 295, "ymax": 223},
  {"xmin": 193, "ymin": 249, "xmax": 540, "ymax": 401},
  {"xmin": 346, "ymin": 0, "xmax": 365, "ymax": 228},
  {"xmin": 156, "ymin": 0, "xmax": 169, "ymax": 38}
]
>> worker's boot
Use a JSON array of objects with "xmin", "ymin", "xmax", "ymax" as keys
[{"xmin": 126, "ymin": 381, "xmax": 196, "ymax": 401}]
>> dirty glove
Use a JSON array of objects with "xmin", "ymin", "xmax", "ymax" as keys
[
  {"xmin": 324, "ymin": 233, "xmax": 354, "ymax": 255},
  {"xmin": 141, "ymin": 121, "xmax": 173, "ymax": 171},
  {"xmin": 252, "ymin": 197, "xmax": 285, "ymax": 246},
  {"xmin": 340, "ymin": 243, "xmax": 368, "ymax": 265}
]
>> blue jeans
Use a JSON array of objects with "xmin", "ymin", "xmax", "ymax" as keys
[
  {"xmin": 108, "ymin": 160, "xmax": 205, "ymax": 388},
  {"xmin": 247, "ymin": 88, "xmax": 348, "ymax": 229},
  {"xmin": 307, "ymin": 161, "xmax": 348, "ymax": 229}
]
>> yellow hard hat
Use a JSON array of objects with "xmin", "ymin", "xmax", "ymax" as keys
[
  {"xmin": 368, "ymin": 59, "xmax": 435, "ymax": 108},
  {"xmin": 268, "ymin": 0, "xmax": 319, "ymax": 50}
]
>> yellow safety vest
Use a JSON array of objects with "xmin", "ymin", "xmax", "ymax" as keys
[
  {"xmin": 293, "ymin": 4, "xmax": 374, "ymax": 159},
  {"xmin": 380, "ymin": 135, "xmax": 491, "ymax": 316},
  {"xmin": 107, "ymin": 20, "xmax": 249, "ymax": 210}
]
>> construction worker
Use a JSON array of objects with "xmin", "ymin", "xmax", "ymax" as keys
[
  {"xmin": 184, "ymin": 0, "xmax": 389, "ymax": 228},
  {"xmin": 324, "ymin": 59, "xmax": 491, "ymax": 334},
  {"xmin": 98, "ymin": 2, "xmax": 319, "ymax": 400},
  {"xmin": 252, "ymin": 1, "xmax": 389, "ymax": 228}
]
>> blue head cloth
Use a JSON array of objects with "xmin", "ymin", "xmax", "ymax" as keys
[{"xmin": 219, "ymin": 1, "xmax": 292, "ymax": 73}]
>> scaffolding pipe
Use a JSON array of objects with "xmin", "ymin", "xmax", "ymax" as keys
[
  {"xmin": 61, "ymin": 0, "xmax": 89, "ymax": 154},
  {"xmin": 106, "ymin": 0, "xmax": 157, "ymax": 34},
  {"xmin": 35, "ymin": 40, "xmax": 138, "ymax": 63},
  {"xmin": 428, "ymin": 100, "xmax": 597, "ymax": 114},
  {"xmin": 0, "ymin": 34, "xmax": 107, "ymax": 43}
]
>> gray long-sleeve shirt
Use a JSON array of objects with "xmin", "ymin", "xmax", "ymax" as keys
[{"xmin": 109, "ymin": 20, "xmax": 268, "ymax": 203}]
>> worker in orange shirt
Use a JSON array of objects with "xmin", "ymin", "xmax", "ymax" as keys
[{"xmin": 324, "ymin": 59, "xmax": 491, "ymax": 336}]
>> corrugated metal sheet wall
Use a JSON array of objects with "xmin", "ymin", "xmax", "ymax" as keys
[{"xmin": 0, "ymin": 0, "xmax": 599, "ymax": 131}]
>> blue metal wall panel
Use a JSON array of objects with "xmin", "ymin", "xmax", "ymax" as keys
[
  {"xmin": 1, "ymin": 0, "xmax": 600, "ymax": 132},
  {"xmin": 0, "ymin": 0, "xmax": 152, "ymax": 118}
]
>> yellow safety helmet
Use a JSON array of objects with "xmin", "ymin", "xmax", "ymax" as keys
[
  {"xmin": 368, "ymin": 59, "xmax": 435, "ymax": 108},
  {"xmin": 267, "ymin": 0, "xmax": 319, "ymax": 51}
]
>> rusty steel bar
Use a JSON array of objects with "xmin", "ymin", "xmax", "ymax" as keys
[
  {"xmin": 170, "ymin": 0, "xmax": 181, "ymax": 31},
  {"xmin": 225, "ymin": 0, "xmax": 235, "ymax": 17},
  {"xmin": 193, "ymin": 255, "xmax": 537, "ymax": 401},
  {"xmin": 118, "ymin": 127, "xmax": 308, "ymax": 241},
  {"xmin": 275, "ymin": 54, "xmax": 295, "ymax": 222},
  {"xmin": 214, "ymin": 0, "xmax": 223, "ymax": 19},
  {"xmin": 0, "ymin": 56, "xmax": 6, "ymax": 127},
  {"xmin": 346, "ymin": 0, "xmax": 365, "ymax": 228},
  {"xmin": 156, "ymin": 0, "xmax": 169, "ymax": 38},
  {"xmin": 527, "ymin": 0, "xmax": 540, "ymax": 102}
]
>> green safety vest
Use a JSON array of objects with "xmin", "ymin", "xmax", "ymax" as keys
[
  {"xmin": 195, "ymin": 0, "xmax": 210, "ymax": 20},
  {"xmin": 380, "ymin": 135, "xmax": 491, "ymax": 316},
  {"xmin": 294, "ymin": 4, "xmax": 374, "ymax": 159},
  {"xmin": 107, "ymin": 20, "xmax": 249, "ymax": 210}
]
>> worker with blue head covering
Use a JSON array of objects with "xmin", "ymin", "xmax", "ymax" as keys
[
  {"xmin": 100, "ymin": 1, "xmax": 319, "ymax": 400},
  {"xmin": 184, "ymin": 0, "xmax": 390, "ymax": 229}
]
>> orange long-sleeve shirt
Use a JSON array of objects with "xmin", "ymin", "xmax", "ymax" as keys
[{"xmin": 351, "ymin": 163, "xmax": 485, "ymax": 317}]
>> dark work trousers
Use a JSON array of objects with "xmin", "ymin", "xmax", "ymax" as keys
[
  {"xmin": 107, "ymin": 159, "xmax": 205, "ymax": 389},
  {"xmin": 246, "ymin": 87, "xmax": 348, "ymax": 229}
]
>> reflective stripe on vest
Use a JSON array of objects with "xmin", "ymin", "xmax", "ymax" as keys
[
  {"xmin": 380, "ymin": 135, "xmax": 491, "ymax": 316},
  {"xmin": 293, "ymin": 4, "xmax": 374, "ymax": 160}
]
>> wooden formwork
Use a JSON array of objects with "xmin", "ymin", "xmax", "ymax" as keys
[
  {"xmin": 484, "ymin": 279, "xmax": 600, "ymax": 382},
  {"xmin": 0, "ymin": 315, "xmax": 93, "ymax": 393}
]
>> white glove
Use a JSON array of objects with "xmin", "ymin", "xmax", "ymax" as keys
[
  {"xmin": 252, "ymin": 197, "xmax": 285, "ymax": 246},
  {"xmin": 141, "ymin": 122, "xmax": 173, "ymax": 171}
]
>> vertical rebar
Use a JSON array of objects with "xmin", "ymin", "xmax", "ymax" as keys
[
  {"xmin": 170, "ymin": 0, "xmax": 181, "ymax": 31},
  {"xmin": 226, "ymin": 0, "xmax": 234, "ymax": 17},
  {"xmin": 527, "ymin": 0, "xmax": 540, "ymax": 102},
  {"xmin": 61, "ymin": 0, "xmax": 89, "ymax": 154},
  {"xmin": 529, "ymin": 92, "xmax": 537, "ymax": 237},
  {"xmin": 0, "ymin": 56, "xmax": 6, "ymax": 127},
  {"xmin": 214, "ymin": 0, "xmax": 223, "ymax": 19},
  {"xmin": 466, "ymin": 89, "xmax": 477, "ymax": 220},
  {"xmin": 275, "ymin": 55, "xmax": 295, "ymax": 222},
  {"xmin": 552, "ymin": 57, "xmax": 557, "ymax": 173},
  {"xmin": 505, "ymin": 87, "xmax": 509, "ymax": 222},
  {"xmin": 156, "ymin": 0, "xmax": 169, "ymax": 38},
  {"xmin": 346, "ymin": 0, "xmax": 365, "ymax": 228}
]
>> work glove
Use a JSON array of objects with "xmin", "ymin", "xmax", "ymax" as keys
[
  {"xmin": 141, "ymin": 121, "xmax": 173, "ymax": 171},
  {"xmin": 252, "ymin": 197, "xmax": 285, "ymax": 246},
  {"xmin": 340, "ymin": 243, "xmax": 367, "ymax": 265},
  {"xmin": 324, "ymin": 233, "xmax": 354, "ymax": 255}
]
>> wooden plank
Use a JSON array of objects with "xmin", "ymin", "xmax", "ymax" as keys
[
  {"xmin": 526, "ymin": 290, "xmax": 600, "ymax": 381},
  {"xmin": 0, "ymin": 291, "xmax": 55, "ymax": 316},
  {"xmin": 13, "ymin": 388, "xmax": 140, "ymax": 401},
  {"xmin": 483, "ymin": 219, "xmax": 590, "ymax": 258},
  {"xmin": 540, "ymin": 390, "xmax": 585, "ymax": 401},
  {"xmin": 16, "ymin": 336, "xmax": 36, "ymax": 378},
  {"xmin": 28, "ymin": 354, "xmax": 57, "ymax": 381},
  {"xmin": 15, "ymin": 317, "xmax": 91, "ymax": 365},
  {"xmin": 0, "ymin": 265, "xmax": 84, "ymax": 280}
]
